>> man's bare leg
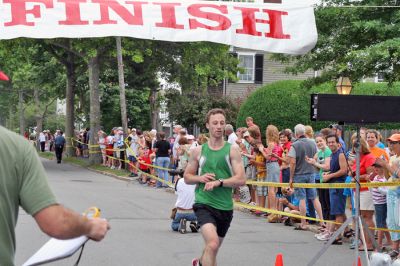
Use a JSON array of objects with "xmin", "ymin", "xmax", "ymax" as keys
[
  {"xmin": 299, "ymin": 199, "xmax": 307, "ymax": 228},
  {"xmin": 199, "ymin": 223, "xmax": 223, "ymax": 266}
]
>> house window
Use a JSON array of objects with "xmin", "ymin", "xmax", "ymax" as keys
[
  {"xmin": 235, "ymin": 53, "xmax": 264, "ymax": 84},
  {"xmin": 376, "ymin": 72, "xmax": 385, "ymax": 83},
  {"xmin": 237, "ymin": 54, "xmax": 255, "ymax": 83}
]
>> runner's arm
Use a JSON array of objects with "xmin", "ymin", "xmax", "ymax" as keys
[
  {"xmin": 203, "ymin": 145, "xmax": 246, "ymax": 191},
  {"xmin": 34, "ymin": 204, "xmax": 110, "ymax": 241},
  {"xmin": 223, "ymin": 145, "xmax": 246, "ymax": 187},
  {"xmin": 184, "ymin": 146, "xmax": 215, "ymax": 184}
]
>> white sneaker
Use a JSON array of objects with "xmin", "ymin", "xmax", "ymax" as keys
[
  {"xmin": 110, "ymin": 166, "xmax": 115, "ymax": 169},
  {"xmin": 316, "ymin": 232, "xmax": 332, "ymax": 241},
  {"xmin": 314, "ymin": 229, "xmax": 327, "ymax": 238}
]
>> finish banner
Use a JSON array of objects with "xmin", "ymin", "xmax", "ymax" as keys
[{"xmin": 0, "ymin": 0, "xmax": 317, "ymax": 54}]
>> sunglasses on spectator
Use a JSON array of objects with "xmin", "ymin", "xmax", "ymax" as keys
[{"xmin": 389, "ymin": 141, "xmax": 400, "ymax": 145}]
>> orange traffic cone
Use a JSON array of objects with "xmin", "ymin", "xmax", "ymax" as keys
[
  {"xmin": 275, "ymin": 253, "xmax": 283, "ymax": 266},
  {"xmin": 353, "ymin": 256, "xmax": 362, "ymax": 266}
]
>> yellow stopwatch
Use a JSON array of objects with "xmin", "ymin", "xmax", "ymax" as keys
[{"xmin": 83, "ymin": 207, "xmax": 101, "ymax": 218}]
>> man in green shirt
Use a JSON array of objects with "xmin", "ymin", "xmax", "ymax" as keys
[
  {"xmin": 184, "ymin": 109, "xmax": 246, "ymax": 266},
  {"xmin": 0, "ymin": 126, "xmax": 110, "ymax": 266}
]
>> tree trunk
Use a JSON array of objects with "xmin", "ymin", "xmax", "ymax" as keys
[
  {"xmin": 7, "ymin": 106, "xmax": 14, "ymax": 130},
  {"xmin": 34, "ymin": 88, "xmax": 43, "ymax": 151},
  {"xmin": 18, "ymin": 89, "xmax": 25, "ymax": 136},
  {"xmin": 65, "ymin": 50, "xmax": 76, "ymax": 157},
  {"xmin": 88, "ymin": 55, "xmax": 102, "ymax": 165},
  {"xmin": 116, "ymin": 37, "xmax": 128, "ymax": 133},
  {"xmin": 149, "ymin": 87, "xmax": 159, "ymax": 131}
]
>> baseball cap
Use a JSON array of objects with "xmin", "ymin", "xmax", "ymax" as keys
[
  {"xmin": 187, "ymin": 135, "xmax": 195, "ymax": 140},
  {"xmin": 387, "ymin": 133, "xmax": 400, "ymax": 142},
  {"xmin": 117, "ymin": 127, "xmax": 123, "ymax": 131},
  {"xmin": 330, "ymin": 124, "xmax": 343, "ymax": 131},
  {"xmin": 243, "ymin": 131, "xmax": 250, "ymax": 138}
]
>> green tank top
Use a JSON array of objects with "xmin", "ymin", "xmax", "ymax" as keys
[{"xmin": 195, "ymin": 142, "xmax": 233, "ymax": 210}]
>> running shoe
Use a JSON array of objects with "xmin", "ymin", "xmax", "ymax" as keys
[{"xmin": 192, "ymin": 258, "xmax": 200, "ymax": 266}]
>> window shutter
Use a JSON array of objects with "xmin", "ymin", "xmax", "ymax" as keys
[{"xmin": 254, "ymin": 54, "xmax": 264, "ymax": 84}]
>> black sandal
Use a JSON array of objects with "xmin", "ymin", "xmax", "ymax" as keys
[
  {"xmin": 332, "ymin": 238, "xmax": 343, "ymax": 245},
  {"xmin": 344, "ymin": 229, "xmax": 354, "ymax": 238}
]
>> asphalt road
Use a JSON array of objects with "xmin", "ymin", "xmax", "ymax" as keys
[{"xmin": 15, "ymin": 158, "xmax": 365, "ymax": 266}]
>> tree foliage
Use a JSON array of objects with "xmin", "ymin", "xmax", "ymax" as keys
[
  {"xmin": 273, "ymin": 0, "xmax": 400, "ymax": 86},
  {"xmin": 0, "ymin": 37, "xmax": 240, "ymax": 134},
  {"xmin": 236, "ymin": 80, "xmax": 400, "ymax": 134},
  {"xmin": 165, "ymin": 89, "xmax": 239, "ymax": 132}
]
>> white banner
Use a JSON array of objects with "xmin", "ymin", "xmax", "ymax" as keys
[{"xmin": 0, "ymin": 0, "xmax": 317, "ymax": 54}]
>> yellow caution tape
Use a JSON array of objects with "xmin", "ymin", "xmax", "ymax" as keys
[
  {"xmin": 246, "ymin": 180, "xmax": 400, "ymax": 189},
  {"xmin": 104, "ymin": 153, "xmax": 172, "ymax": 187},
  {"xmin": 124, "ymin": 140, "xmax": 173, "ymax": 171},
  {"xmin": 234, "ymin": 202, "xmax": 400, "ymax": 233},
  {"xmin": 71, "ymin": 138, "xmax": 100, "ymax": 148}
]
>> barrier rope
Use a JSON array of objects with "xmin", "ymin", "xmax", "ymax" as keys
[
  {"xmin": 246, "ymin": 180, "xmax": 400, "ymax": 189},
  {"xmin": 67, "ymin": 138, "xmax": 400, "ymax": 189},
  {"xmin": 124, "ymin": 140, "xmax": 173, "ymax": 171},
  {"xmin": 67, "ymin": 138, "xmax": 400, "ymax": 232},
  {"xmin": 234, "ymin": 202, "xmax": 400, "ymax": 233},
  {"xmin": 103, "ymin": 154, "xmax": 173, "ymax": 188}
]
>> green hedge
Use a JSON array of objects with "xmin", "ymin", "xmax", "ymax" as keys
[{"xmin": 236, "ymin": 80, "xmax": 400, "ymax": 134}]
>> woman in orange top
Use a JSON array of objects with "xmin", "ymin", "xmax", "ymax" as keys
[
  {"xmin": 367, "ymin": 130, "xmax": 389, "ymax": 161},
  {"xmin": 350, "ymin": 135, "xmax": 376, "ymax": 251}
]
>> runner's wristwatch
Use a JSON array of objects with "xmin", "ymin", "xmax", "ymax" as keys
[{"xmin": 218, "ymin": 179, "xmax": 224, "ymax": 187}]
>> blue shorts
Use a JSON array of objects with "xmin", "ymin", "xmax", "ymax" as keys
[
  {"xmin": 293, "ymin": 174, "xmax": 317, "ymax": 200},
  {"xmin": 329, "ymin": 188, "xmax": 346, "ymax": 216},
  {"xmin": 128, "ymin": 155, "xmax": 137, "ymax": 163},
  {"xmin": 374, "ymin": 203, "xmax": 387, "ymax": 228}
]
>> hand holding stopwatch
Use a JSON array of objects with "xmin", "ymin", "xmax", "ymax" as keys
[{"xmin": 84, "ymin": 207, "xmax": 110, "ymax": 242}]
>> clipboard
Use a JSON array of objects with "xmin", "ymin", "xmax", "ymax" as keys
[
  {"xmin": 22, "ymin": 236, "xmax": 89, "ymax": 266},
  {"xmin": 23, "ymin": 207, "xmax": 101, "ymax": 266}
]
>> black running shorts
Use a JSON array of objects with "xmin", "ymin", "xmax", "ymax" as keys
[{"xmin": 193, "ymin": 203, "xmax": 233, "ymax": 238}]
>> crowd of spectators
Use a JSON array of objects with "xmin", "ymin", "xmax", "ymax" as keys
[{"xmin": 70, "ymin": 118, "xmax": 399, "ymax": 257}]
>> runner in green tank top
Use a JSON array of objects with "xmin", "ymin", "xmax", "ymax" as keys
[
  {"xmin": 195, "ymin": 141, "xmax": 234, "ymax": 210},
  {"xmin": 184, "ymin": 109, "xmax": 246, "ymax": 266}
]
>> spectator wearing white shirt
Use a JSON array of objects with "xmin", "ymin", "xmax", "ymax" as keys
[
  {"xmin": 39, "ymin": 131, "xmax": 46, "ymax": 152},
  {"xmin": 171, "ymin": 178, "xmax": 199, "ymax": 234},
  {"xmin": 225, "ymin": 124, "xmax": 238, "ymax": 145}
]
